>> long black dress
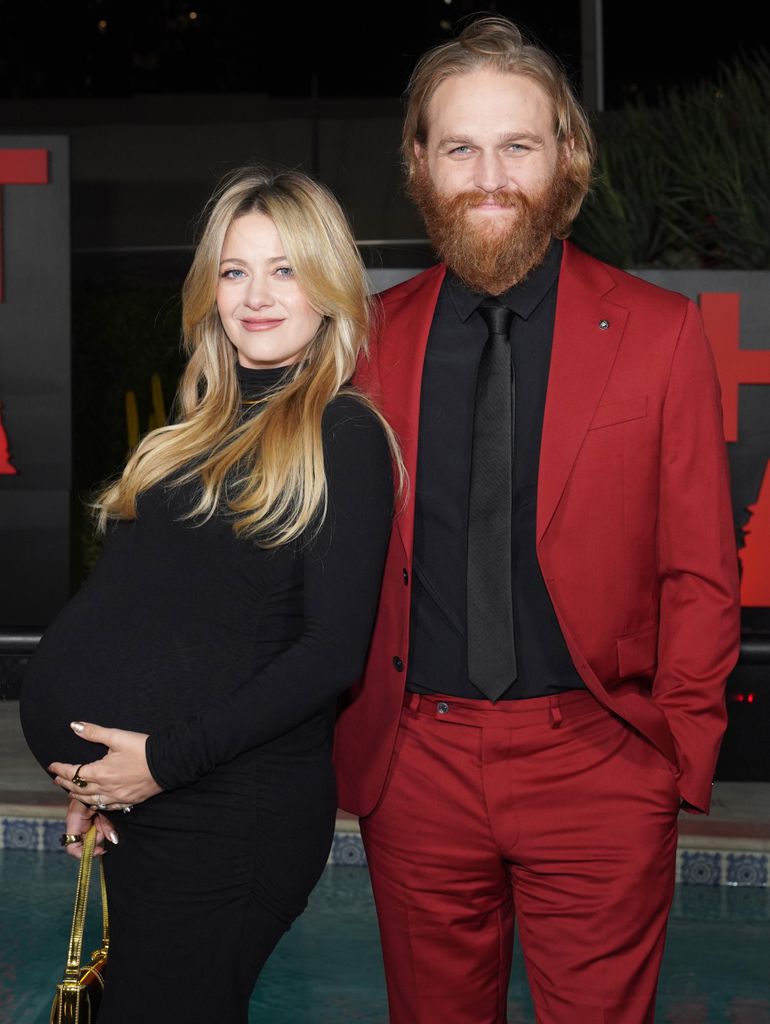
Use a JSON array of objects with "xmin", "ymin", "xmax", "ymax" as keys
[{"xmin": 20, "ymin": 365, "xmax": 393, "ymax": 1023}]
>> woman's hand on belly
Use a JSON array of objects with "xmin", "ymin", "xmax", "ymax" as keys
[{"xmin": 49, "ymin": 722, "xmax": 163, "ymax": 807}]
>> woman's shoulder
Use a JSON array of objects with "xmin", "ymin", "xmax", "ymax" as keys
[
  {"xmin": 322, "ymin": 390, "xmax": 389, "ymax": 446},
  {"xmin": 321, "ymin": 391, "xmax": 393, "ymax": 491}
]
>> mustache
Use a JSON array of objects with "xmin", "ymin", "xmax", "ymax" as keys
[{"xmin": 448, "ymin": 190, "xmax": 525, "ymax": 211}]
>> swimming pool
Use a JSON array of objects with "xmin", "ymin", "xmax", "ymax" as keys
[{"xmin": 1, "ymin": 851, "xmax": 768, "ymax": 1022}]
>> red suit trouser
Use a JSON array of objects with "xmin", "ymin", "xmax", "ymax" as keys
[{"xmin": 360, "ymin": 690, "xmax": 680, "ymax": 1024}]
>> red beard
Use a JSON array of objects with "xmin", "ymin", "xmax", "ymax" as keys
[{"xmin": 409, "ymin": 159, "xmax": 572, "ymax": 294}]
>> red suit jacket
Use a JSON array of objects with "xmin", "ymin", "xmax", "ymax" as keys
[{"xmin": 334, "ymin": 242, "xmax": 741, "ymax": 816}]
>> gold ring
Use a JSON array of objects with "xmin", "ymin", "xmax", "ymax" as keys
[
  {"xmin": 59, "ymin": 833, "xmax": 83, "ymax": 847},
  {"xmin": 72, "ymin": 765, "xmax": 88, "ymax": 788}
]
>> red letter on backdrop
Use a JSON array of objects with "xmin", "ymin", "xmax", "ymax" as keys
[
  {"xmin": 700, "ymin": 293, "xmax": 770, "ymax": 444},
  {"xmin": 0, "ymin": 148, "xmax": 50, "ymax": 303},
  {"xmin": 0, "ymin": 400, "xmax": 16, "ymax": 474},
  {"xmin": 740, "ymin": 464, "xmax": 770, "ymax": 606},
  {"xmin": 700, "ymin": 293, "xmax": 770, "ymax": 606}
]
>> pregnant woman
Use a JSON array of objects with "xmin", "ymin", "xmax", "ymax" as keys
[{"xmin": 20, "ymin": 165, "xmax": 399, "ymax": 1022}]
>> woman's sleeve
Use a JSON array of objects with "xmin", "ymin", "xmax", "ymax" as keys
[{"xmin": 145, "ymin": 397, "xmax": 394, "ymax": 790}]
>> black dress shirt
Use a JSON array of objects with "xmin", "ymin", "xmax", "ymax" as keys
[{"xmin": 406, "ymin": 239, "xmax": 586, "ymax": 700}]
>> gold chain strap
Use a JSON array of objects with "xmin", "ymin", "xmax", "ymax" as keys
[{"xmin": 62, "ymin": 825, "xmax": 109, "ymax": 984}]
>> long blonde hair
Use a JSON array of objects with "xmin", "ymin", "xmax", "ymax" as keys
[{"xmin": 95, "ymin": 165, "xmax": 402, "ymax": 546}]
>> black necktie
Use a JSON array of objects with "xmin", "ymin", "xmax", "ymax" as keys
[{"xmin": 466, "ymin": 298, "xmax": 517, "ymax": 701}]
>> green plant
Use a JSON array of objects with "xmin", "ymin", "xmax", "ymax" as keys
[
  {"xmin": 660, "ymin": 51, "xmax": 770, "ymax": 268},
  {"xmin": 572, "ymin": 106, "xmax": 677, "ymax": 268},
  {"xmin": 571, "ymin": 50, "xmax": 770, "ymax": 270}
]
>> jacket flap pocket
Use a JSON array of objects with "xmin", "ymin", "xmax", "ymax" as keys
[
  {"xmin": 589, "ymin": 395, "xmax": 647, "ymax": 431},
  {"xmin": 617, "ymin": 625, "xmax": 658, "ymax": 677}
]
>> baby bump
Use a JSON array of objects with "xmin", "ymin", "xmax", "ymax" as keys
[
  {"xmin": 20, "ymin": 632, "xmax": 277, "ymax": 778},
  {"xmin": 19, "ymin": 580, "xmax": 283, "ymax": 774},
  {"xmin": 19, "ymin": 626, "xmax": 236, "ymax": 773},
  {"xmin": 20, "ymin": 643, "xmax": 128, "ymax": 772}
]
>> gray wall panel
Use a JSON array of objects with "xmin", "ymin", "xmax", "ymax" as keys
[{"xmin": 0, "ymin": 136, "xmax": 70, "ymax": 625}]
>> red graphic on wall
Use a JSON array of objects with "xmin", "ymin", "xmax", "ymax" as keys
[
  {"xmin": 740, "ymin": 461, "xmax": 770, "ymax": 606},
  {"xmin": 700, "ymin": 293, "xmax": 770, "ymax": 444},
  {"xmin": 700, "ymin": 292, "xmax": 770, "ymax": 607},
  {"xmin": 0, "ymin": 148, "xmax": 49, "ymax": 303},
  {"xmin": 0, "ymin": 399, "xmax": 16, "ymax": 474}
]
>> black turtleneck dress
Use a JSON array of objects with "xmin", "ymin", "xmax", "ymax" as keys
[{"xmin": 20, "ymin": 365, "xmax": 394, "ymax": 1024}]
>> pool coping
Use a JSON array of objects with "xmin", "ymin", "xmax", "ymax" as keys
[{"xmin": 2, "ymin": 808, "xmax": 767, "ymax": 886}]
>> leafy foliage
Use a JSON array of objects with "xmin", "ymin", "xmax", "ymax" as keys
[{"xmin": 572, "ymin": 51, "xmax": 770, "ymax": 269}]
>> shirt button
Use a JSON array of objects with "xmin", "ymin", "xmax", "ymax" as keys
[
  {"xmin": 402, "ymin": 568, "xmax": 409, "ymax": 585},
  {"xmin": 437, "ymin": 701, "xmax": 449, "ymax": 715},
  {"xmin": 392, "ymin": 656, "xmax": 404, "ymax": 672}
]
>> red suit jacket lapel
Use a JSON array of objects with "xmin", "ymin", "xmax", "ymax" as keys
[{"xmin": 537, "ymin": 243, "xmax": 629, "ymax": 544}]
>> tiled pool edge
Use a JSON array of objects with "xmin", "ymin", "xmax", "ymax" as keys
[
  {"xmin": 1, "ymin": 814, "xmax": 768, "ymax": 884},
  {"xmin": 0, "ymin": 815, "xmax": 372, "ymax": 866}
]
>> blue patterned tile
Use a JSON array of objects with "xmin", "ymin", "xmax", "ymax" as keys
[
  {"xmin": 725, "ymin": 852, "xmax": 768, "ymax": 887},
  {"xmin": 41, "ymin": 819, "xmax": 67, "ymax": 851},
  {"xmin": 2, "ymin": 818, "xmax": 40, "ymax": 850},
  {"xmin": 330, "ymin": 833, "xmax": 367, "ymax": 866},
  {"xmin": 680, "ymin": 850, "xmax": 722, "ymax": 885}
]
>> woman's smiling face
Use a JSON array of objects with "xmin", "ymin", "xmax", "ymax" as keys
[{"xmin": 216, "ymin": 211, "xmax": 322, "ymax": 369}]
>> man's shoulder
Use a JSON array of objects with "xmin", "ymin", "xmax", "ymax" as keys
[
  {"xmin": 564, "ymin": 243, "xmax": 691, "ymax": 316},
  {"xmin": 375, "ymin": 264, "xmax": 446, "ymax": 308}
]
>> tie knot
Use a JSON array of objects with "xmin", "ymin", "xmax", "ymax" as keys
[{"xmin": 477, "ymin": 298, "xmax": 514, "ymax": 339}]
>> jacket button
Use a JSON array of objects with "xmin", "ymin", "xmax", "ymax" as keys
[
  {"xmin": 392, "ymin": 656, "xmax": 404, "ymax": 672},
  {"xmin": 402, "ymin": 569, "xmax": 409, "ymax": 585}
]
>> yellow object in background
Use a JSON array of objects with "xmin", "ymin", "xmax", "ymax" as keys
[
  {"xmin": 125, "ymin": 390, "xmax": 139, "ymax": 451},
  {"xmin": 125, "ymin": 374, "xmax": 167, "ymax": 451}
]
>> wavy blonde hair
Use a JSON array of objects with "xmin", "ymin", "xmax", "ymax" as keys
[
  {"xmin": 403, "ymin": 16, "xmax": 596, "ymax": 232},
  {"xmin": 95, "ymin": 165, "xmax": 402, "ymax": 546}
]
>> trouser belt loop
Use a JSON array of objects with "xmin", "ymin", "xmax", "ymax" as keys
[
  {"xmin": 549, "ymin": 695, "xmax": 563, "ymax": 728},
  {"xmin": 406, "ymin": 692, "xmax": 420, "ymax": 712}
]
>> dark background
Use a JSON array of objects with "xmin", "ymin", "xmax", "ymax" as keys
[{"xmin": 0, "ymin": 0, "xmax": 767, "ymax": 108}]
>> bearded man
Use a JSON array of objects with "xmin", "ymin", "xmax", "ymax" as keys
[{"xmin": 334, "ymin": 16, "xmax": 740, "ymax": 1023}]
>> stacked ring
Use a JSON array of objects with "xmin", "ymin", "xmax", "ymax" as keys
[{"xmin": 60, "ymin": 833, "xmax": 83, "ymax": 847}]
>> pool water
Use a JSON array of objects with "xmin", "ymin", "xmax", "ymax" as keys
[{"xmin": 1, "ymin": 851, "xmax": 768, "ymax": 1022}]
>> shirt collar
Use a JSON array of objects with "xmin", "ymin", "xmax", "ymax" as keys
[{"xmin": 445, "ymin": 238, "xmax": 563, "ymax": 324}]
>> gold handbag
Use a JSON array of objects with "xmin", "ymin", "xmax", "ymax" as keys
[{"xmin": 50, "ymin": 824, "xmax": 109, "ymax": 1024}]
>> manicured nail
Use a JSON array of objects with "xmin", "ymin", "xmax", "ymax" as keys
[
  {"xmin": 108, "ymin": 832, "xmax": 119, "ymax": 845},
  {"xmin": 70, "ymin": 722, "xmax": 85, "ymax": 733}
]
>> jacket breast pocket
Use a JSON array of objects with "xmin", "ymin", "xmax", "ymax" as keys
[
  {"xmin": 588, "ymin": 395, "xmax": 647, "ymax": 431},
  {"xmin": 617, "ymin": 625, "xmax": 658, "ymax": 678}
]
